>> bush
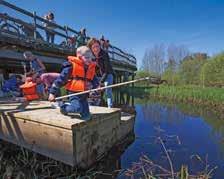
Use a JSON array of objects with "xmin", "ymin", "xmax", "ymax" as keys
[
  {"xmin": 162, "ymin": 69, "xmax": 180, "ymax": 85},
  {"xmin": 178, "ymin": 58, "xmax": 207, "ymax": 85},
  {"xmin": 135, "ymin": 70, "xmax": 152, "ymax": 86},
  {"xmin": 200, "ymin": 53, "xmax": 224, "ymax": 87}
]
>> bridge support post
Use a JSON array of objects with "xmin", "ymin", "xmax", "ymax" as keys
[
  {"xmin": 131, "ymin": 73, "xmax": 135, "ymax": 106},
  {"xmin": 1, "ymin": 69, "xmax": 9, "ymax": 80},
  {"xmin": 33, "ymin": 11, "xmax": 37, "ymax": 40},
  {"xmin": 65, "ymin": 25, "xmax": 68, "ymax": 44},
  {"xmin": 131, "ymin": 74, "xmax": 135, "ymax": 87},
  {"xmin": 114, "ymin": 72, "xmax": 118, "ymax": 105}
]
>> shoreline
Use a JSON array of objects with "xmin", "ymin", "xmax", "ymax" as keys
[{"xmin": 132, "ymin": 85, "xmax": 224, "ymax": 116}]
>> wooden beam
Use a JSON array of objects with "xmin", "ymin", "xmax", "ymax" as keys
[{"xmin": 0, "ymin": 49, "xmax": 65, "ymax": 64}]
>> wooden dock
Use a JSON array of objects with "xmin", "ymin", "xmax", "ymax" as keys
[{"xmin": 0, "ymin": 100, "xmax": 135, "ymax": 168}]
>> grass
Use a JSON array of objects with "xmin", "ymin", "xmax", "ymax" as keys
[
  {"xmin": 123, "ymin": 130, "xmax": 217, "ymax": 179},
  {"xmin": 0, "ymin": 134, "xmax": 217, "ymax": 179},
  {"xmin": 0, "ymin": 140, "xmax": 98, "ymax": 179},
  {"xmin": 0, "ymin": 134, "xmax": 135, "ymax": 179},
  {"xmin": 134, "ymin": 85, "xmax": 224, "ymax": 106}
]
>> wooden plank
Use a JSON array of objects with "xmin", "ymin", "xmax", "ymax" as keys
[
  {"xmin": 119, "ymin": 113, "xmax": 135, "ymax": 140},
  {"xmin": 0, "ymin": 110, "xmax": 74, "ymax": 165},
  {"xmin": 0, "ymin": 35, "xmax": 74, "ymax": 56},
  {"xmin": 0, "ymin": 48, "xmax": 136, "ymax": 73},
  {"xmin": 0, "ymin": 100, "xmax": 135, "ymax": 167},
  {"xmin": 0, "ymin": 33, "xmax": 137, "ymax": 71},
  {"xmin": 73, "ymin": 111, "xmax": 121, "ymax": 168},
  {"xmin": 0, "ymin": 49, "xmax": 65, "ymax": 64},
  {"xmin": 0, "ymin": 101, "xmax": 121, "ymax": 130}
]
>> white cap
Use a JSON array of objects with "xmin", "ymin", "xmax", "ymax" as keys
[{"xmin": 76, "ymin": 46, "xmax": 94, "ymax": 60}]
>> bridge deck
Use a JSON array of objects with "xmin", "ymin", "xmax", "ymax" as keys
[{"xmin": 0, "ymin": 100, "xmax": 135, "ymax": 168}]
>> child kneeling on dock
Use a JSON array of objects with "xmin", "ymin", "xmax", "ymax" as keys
[{"xmin": 48, "ymin": 46, "xmax": 97, "ymax": 120}]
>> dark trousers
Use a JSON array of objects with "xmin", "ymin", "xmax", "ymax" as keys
[
  {"xmin": 46, "ymin": 31, "xmax": 55, "ymax": 43},
  {"xmin": 60, "ymin": 92, "xmax": 90, "ymax": 118}
]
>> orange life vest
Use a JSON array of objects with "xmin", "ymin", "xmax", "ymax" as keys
[
  {"xmin": 65, "ymin": 56, "xmax": 96, "ymax": 92},
  {"xmin": 20, "ymin": 81, "xmax": 39, "ymax": 101}
]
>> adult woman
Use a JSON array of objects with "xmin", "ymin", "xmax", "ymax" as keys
[{"xmin": 87, "ymin": 38, "xmax": 114, "ymax": 108}]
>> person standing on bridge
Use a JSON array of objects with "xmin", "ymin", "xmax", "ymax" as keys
[
  {"xmin": 43, "ymin": 12, "xmax": 56, "ymax": 44},
  {"xmin": 48, "ymin": 46, "xmax": 97, "ymax": 120},
  {"xmin": 87, "ymin": 38, "xmax": 114, "ymax": 108},
  {"xmin": 75, "ymin": 28, "xmax": 87, "ymax": 48}
]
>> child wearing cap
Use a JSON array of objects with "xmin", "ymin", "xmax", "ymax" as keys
[{"xmin": 48, "ymin": 46, "xmax": 97, "ymax": 120}]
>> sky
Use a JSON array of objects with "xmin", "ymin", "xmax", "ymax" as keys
[{"xmin": 2, "ymin": 0, "xmax": 224, "ymax": 68}]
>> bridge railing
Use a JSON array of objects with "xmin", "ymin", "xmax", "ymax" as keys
[{"xmin": 0, "ymin": 0, "xmax": 137, "ymax": 68}]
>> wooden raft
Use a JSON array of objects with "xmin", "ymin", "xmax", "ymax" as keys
[{"xmin": 0, "ymin": 100, "xmax": 135, "ymax": 168}]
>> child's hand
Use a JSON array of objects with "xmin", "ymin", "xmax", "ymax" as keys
[
  {"xmin": 97, "ymin": 83, "xmax": 104, "ymax": 93},
  {"xmin": 48, "ymin": 93, "xmax": 55, "ymax": 102},
  {"xmin": 98, "ymin": 82, "xmax": 104, "ymax": 88}
]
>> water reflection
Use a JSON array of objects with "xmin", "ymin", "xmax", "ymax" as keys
[
  {"xmin": 93, "ymin": 87, "xmax": 224, "ymax": 178},
  {"xmin": 123, "ymin": 96, "xmax": 223, "ymax": 178},
  {"xmin": 94, "ymin": 132, "xmax": 135, "ymax": 179}
]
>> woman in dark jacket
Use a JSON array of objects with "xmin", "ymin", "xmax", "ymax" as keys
[{"xmin": 88, "ymin": 38, "xmax": 114, "ymax": 108}]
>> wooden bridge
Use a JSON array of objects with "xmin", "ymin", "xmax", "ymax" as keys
[
  {"xmin": 0, "ymin": 0, "xmax": 137, "ymax": 81},
  {"xmin": 0, "ymin": 0, "xmax": 138, "ymax": 169}
]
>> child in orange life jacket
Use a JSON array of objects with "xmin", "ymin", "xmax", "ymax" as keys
[
  {"xmin": 23, "ymin": 51, "xmax": 46, "ymax": 99},
  {"xmin": 48, "ymin": 46, "xmax": 97, "ymax": 120}
]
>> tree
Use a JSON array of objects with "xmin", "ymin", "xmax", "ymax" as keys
[
  {"xmin": 163, "ymin": 44, "xmax": 190, "ymax": 85},
  {"xmin": 141, "ymin": 44, "xmax": 165, "ymax": 75},
  {"xmin": 167, "ymin": 44, "xmax": 190, "ymax": 66},
  {"xmin": 135, "ymin": 70, "xmax": 151, "ymax": 86},
  {"xmin": 179, "ymin": 57, "xmax": 207, "ymax": 85},
  {"xmin": 200, "ymin": 53, "xmax": 224, "ymax": 87}
]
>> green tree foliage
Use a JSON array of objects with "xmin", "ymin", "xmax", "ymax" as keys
[
  {"xmin": 162, "ymin": 60, "xmax": 180, "ymax": 85},
  {"xmin": 200, "ymin": 53, "xmax": 224, "ymax": 87},
  {"xmin": 135, "ymin": 70, "xmax": 151, "ymax": 86},
  {"xmin": 162, "ymin": 44, "xmax": 190, "ymax": 85},
  {"xmin": 136, "ymin": 70, "xmax": 151, "ymax": 78},
  {"xmin": 140, "ymin": 44, "xmax": 223, "ymax": 87},
  {"xmin": 162, "ymin": 69, "xmax": 180, "ymax": 85},
  {"xmin": 178, "ymin": 57, "xmax": 207, "ymax": 85}
]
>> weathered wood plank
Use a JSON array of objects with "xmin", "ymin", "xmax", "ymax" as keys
[
  {"xmin": 0, "ymin": 101, "xmax": 120, "ymax": 129},
  {"xmin": 0, "ymin": 100, "xmax": 135, "ymax": 168},
  {"xmin": 0, "ymin": 35, "xmax": 137, "ymax": 72},
  {"xmin": 0, "ymin": 109, "xmax": 74, "ymax": 165}
]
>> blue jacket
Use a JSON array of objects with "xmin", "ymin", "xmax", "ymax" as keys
[
  {"xmin": 30, "ymin": 59, "xmax": 45, "ymax": 76},
  {"xmin": 2, "ymin": 75, "xmax": 21, "ymax": 93}
]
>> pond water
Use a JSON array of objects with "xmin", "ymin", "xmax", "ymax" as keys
[
  {"xmin": 0, "ymin": 89, "xmax": 223, "ymax": 178},
  {"xmin": 98, "ymin": 89, "xmax": 224, "ymax": 178}
]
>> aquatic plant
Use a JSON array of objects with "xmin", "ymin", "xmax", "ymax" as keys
[{"xmin": 123, "ymin": 128, "xmax": 217, "ymax": 179}]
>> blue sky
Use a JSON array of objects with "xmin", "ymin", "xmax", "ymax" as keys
[{"xmin": 2, "ymin": 0, "xmax": 224, "ymax": 68}]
